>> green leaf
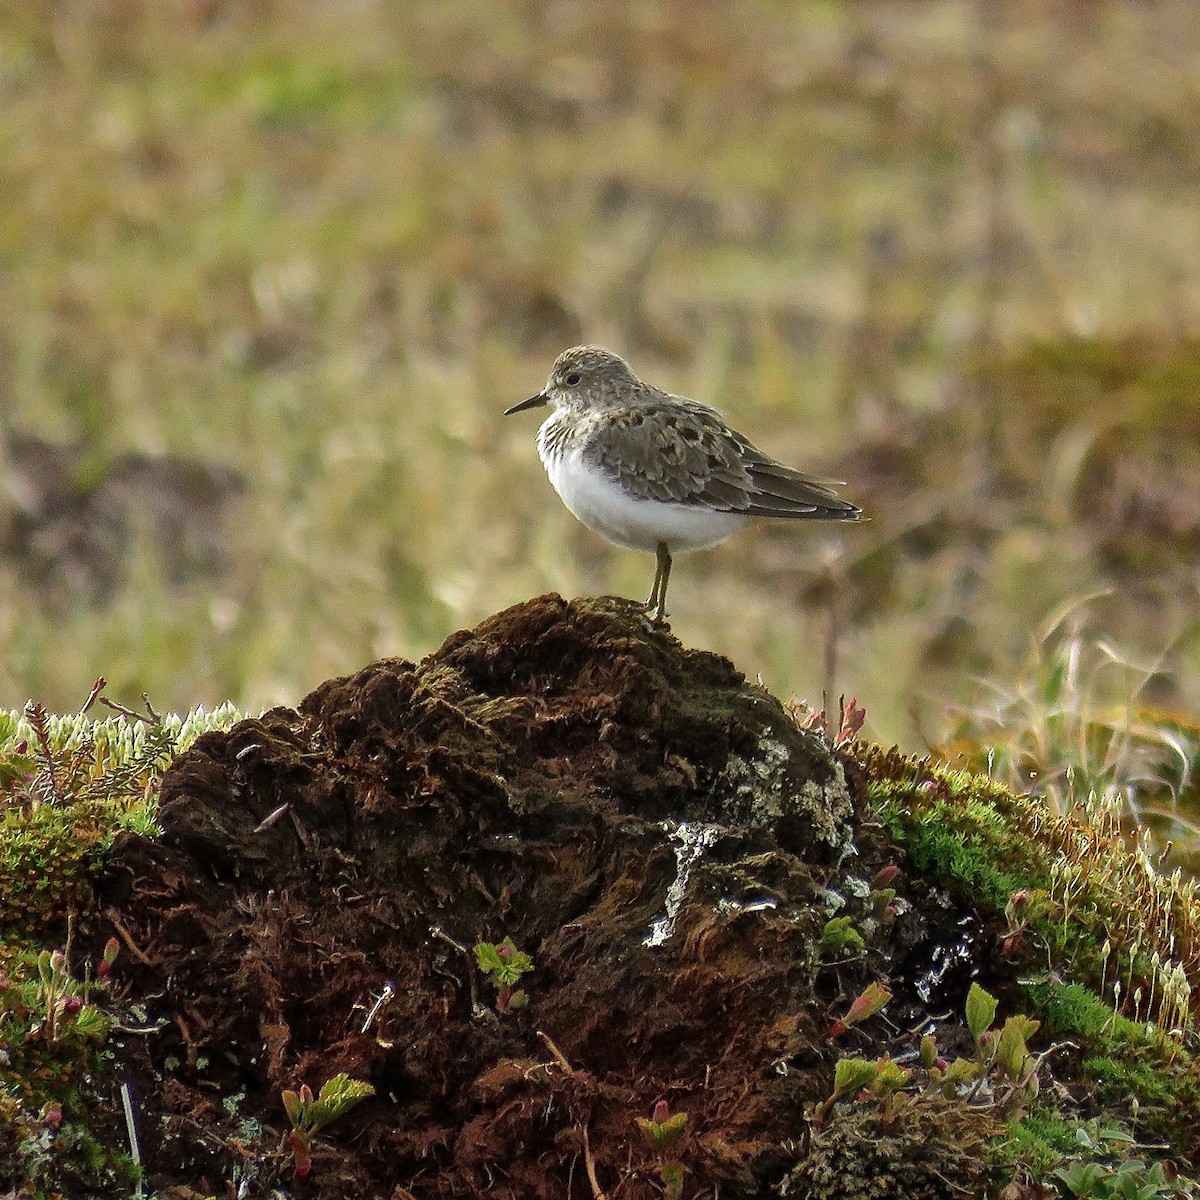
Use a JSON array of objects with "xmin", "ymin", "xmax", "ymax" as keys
[
  {"xmin": 869, "ymin": 1058, "xmax": 911, "ymax": 1094},
  {"xmin": 832, "ymin": 1056, "xmax": 878, "ymax": 1098},
  {"xmin": 994, "ymin": 1014, "xmax": 1039, "ymax": 1079},
  {"xmin": 474, "ymin": 938, "xmax": 534, "ymax": 986},
  {"xmin": 842, "ymin": 981, "xmax": 891, "ymax": 1027},
  {"xmin": 660, "ymin": 1159, "xmax": 685, "ymax": 1200},
  {"xmin": 73, "ymin": 1004, "xmax": 110, "ymax": 1041},
  {"xmin": 940, "ymin": 1057, "xmax": 981, "ymax": 1086},
  {"xmin": 919, "ymin": 1034, "xmax": 938, "ymax": 1069},
  {"xmin": 282, "ymin": 1074, "xmax": 373, "ymax": 1136},
  {"xmin": 1054, "ymin": 1162, "xmax": 1105, "ymax": 1195},
  {"xmin": 474, "ymin": 942, "xmax": 504, "ymax": 974},
  {"xmin": 965, "ymin": 982, "xmax": 997, "ymax": 1042},
  {"xmin": 635, "ymin": 1111, "xmax": 687, "ymax": 1153}
]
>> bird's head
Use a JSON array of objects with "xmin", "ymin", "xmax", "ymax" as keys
[{"xmin": 505, "ymin": 346, "xmax": 640, "ymax": 416}]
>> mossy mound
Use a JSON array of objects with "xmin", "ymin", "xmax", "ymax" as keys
[
  {"xmin": 2, "ymin": 596, "xmax": 1198, "ymax": 1197},
  {"xmin": 91, "ymin": 595, "xmax": 903, "ymax": 1196}
]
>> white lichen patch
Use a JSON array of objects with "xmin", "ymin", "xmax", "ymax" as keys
[
  {"xmin": 644, "ymin": 820, "xmax": 723, "ymax": 947},
  {"xmin": 712, "ymin": 727, "xmax": 855, "ymax": 850},
  {"xmin": 842, "ymin": 875, "xmax": 872, "ymax": 899}
]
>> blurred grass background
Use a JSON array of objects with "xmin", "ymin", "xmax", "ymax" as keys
[{"xmin": 3, "ymin": 0, "xmax": 1200, "ymax": 806}]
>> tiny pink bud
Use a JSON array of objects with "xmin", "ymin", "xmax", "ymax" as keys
[
  {"xmin": 50, "ymin": 950, "xmax": 66, "ymax": 972},
  {"xmin": 840, "ymin": 698, "xmax": 866, "ymax": 739},
  {"xmin": 652, "ymin": 1099, "xmax": 670, "ymax": 1125},
  {"xmin": 42, "ymin": 1103, "xmax": 63, "ymax": 1130},
  {"xmin": 61, "ymin": 995, "xmax": 83, "ymax": 1015},
  {"xmin": 872, "ymin": 864, "xmax": 900, "ymax": 889},
  {"xmin": 496, "ymin": 944, "xmax": 512, "ymax": 958}
]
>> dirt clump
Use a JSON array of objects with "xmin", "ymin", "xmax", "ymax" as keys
[{"xmin": 98, "ymin": 594, "xmax": 915, "ymax": 1197}]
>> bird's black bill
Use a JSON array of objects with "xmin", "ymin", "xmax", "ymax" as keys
[{"xmin": 504, "ymin": 392, "xmax": 549, "ymax": 416}]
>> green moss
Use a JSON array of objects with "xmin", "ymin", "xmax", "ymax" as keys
[
  {"xmin": 0, "ymin": 703, "xmax": 241, "ymax": 940},
  {"xmin": 0, "ymin": 805, "xmax": 100, "ymax": 939},
  {"xmin": 1027, "ymin": 982, "xmax": 1152, "ymax": 1045},
  {"xmin": 879, "ymin": 792, "xmax": 1038, "ymax": 910},
  {"xmin": 0, "ymin": 702, "xmax": 242, "ymax": 1194},
  {"xmin": 858, "ymin": 744, "xmax": 1200, "ymax": 1163},
  {"xmin": 864, "ymin": 744, "xmax": 1197, "ymax": 1028},
  {"xmin": 998, "ymin": 1113, "xmax": 1093, "ymax": 1176},
  {"xmin": 0, "ymin": 945, "xmax": 141, "ymax": 1196},
  {"xmin": 1025, "ymin": 982, "xmax": 1199, "ymax": 1148}
]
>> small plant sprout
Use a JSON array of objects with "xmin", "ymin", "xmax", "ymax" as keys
[
  {"xmin": 96, "ymin": 937, "xmax": 120, "ymax": 982},
  {"xmin": 965, "ymin": 981, "xmax": 998, "ymax": 1045},
  {"xmin": 872, "ymin": 864, "xmax": 900, "ymax": 889},
  {"xmin": 474, "ymin": 937, "xmax": 534, "ymax": 1014},
  {"xmin": 817, "ymin": 984, "xmax": 1046, "ymax": 1133},
  {"xmin": 919, "ymin": 1033, "xmax": 944, "ymax": 1070},
  {"xmin": 281, "ymin": 1073, "xmax": 375, "ymax": 1181},
  {"xmin": 819, "ymin": 916, "xmax": 865, "ymax": 958},
  {"xmin": 33, "ymin": 948, "xmax": 105, "ymax": 1043},
  {"xmin": 826, "ymin": 981, "xmax": 892, "ymax": 1039},
  {"xmin": 635, "ymin": 1099, "xmax": 688, "ymax": 1200},
  {"xmin": 1054, "ymin": 1157, "xmax": 1191, "ymax": 1199},
  {"xmin": 795, "ymin": 694, "xmax": 867, "ymax": 748},
  {"xmin": 37, "ymin": 950, "xmax": 72, "ymax": 1039},
  {"xmin": 812, "ymin": 1055, "xmax": 914, "ymax": 1126}
]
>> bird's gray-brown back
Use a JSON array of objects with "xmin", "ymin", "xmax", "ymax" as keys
[{"xmin": 578, "ymin": 391, "xmax": 859, "ymax": 519}]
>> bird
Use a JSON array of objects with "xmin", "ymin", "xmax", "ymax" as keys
[{"xmin": 505, "ymin": 345, "xmax": 862, "ymax": 622}]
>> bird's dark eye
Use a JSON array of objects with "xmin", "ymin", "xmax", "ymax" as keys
[{"xmin": 565, "ymin": 372, "xmax": 581, "ymax": 386}]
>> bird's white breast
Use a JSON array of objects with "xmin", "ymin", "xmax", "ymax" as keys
[{"xmin": 537, "ymin": 434, "xmax": 745, "ymax": 555}]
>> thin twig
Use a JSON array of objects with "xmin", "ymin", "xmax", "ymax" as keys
[
  {"xmin": 582, "ymin": 1125, "xmax": 609, "ymax": 1200},
  {"xmin": 429, "ymin": 925, "xmax": 468, "ymax": 955},
  {"xmin": 81, "ymin": 677, "xmax": 106, "ymax": 716},
  {"xmin": 253, "ymin": 802, "xmax": 291, "ymax": 833},
  {"xmin": 537, "ymin": 1030, "xmax": 575, "ymax": 1075},
  {"xmin": 99, "ymin": 697, "xmax": 154, "ymax": 724},
  {"xmin": 121, "ymin": 1082, "xmax": 143, "ymax": 1199},
  {"xmin": 430, "ymin": 925, "xmax": 481, "ymax": 1014},
  {"xmin": 105, "ymin": 909, "xmax": 154, "ymax": 966}
]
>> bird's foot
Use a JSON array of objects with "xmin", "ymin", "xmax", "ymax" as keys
[{"xmin": 636, "ymin": 598, "xmax": 670, "ymax": 626}]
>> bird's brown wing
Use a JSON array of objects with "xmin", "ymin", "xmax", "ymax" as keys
[
  {"xmin": 587, "ymin": 401, "xmax": 861, "ymax": 520},
  {"xmin": 731, "ymin": 430, "xmax": 862, "ymax": 519}
]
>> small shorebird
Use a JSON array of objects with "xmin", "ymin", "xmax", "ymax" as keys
[{"xmin": 506, "ymin": 346, "xmax": 862, "ymax": 622}]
